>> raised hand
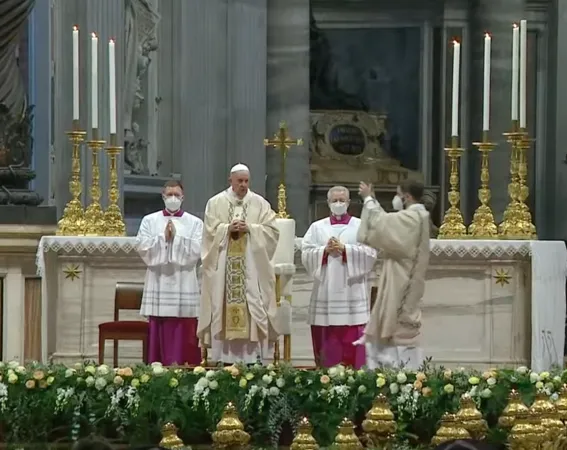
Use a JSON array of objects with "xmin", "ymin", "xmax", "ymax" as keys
[{"xmin": 358, "ymin": 181, "xmax": 373, "ymax": 199}]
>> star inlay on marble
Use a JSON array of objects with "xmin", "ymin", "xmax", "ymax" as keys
[
  {"xmin": 63, "ymin": 264, "xmax": 82, "ymax": 281},
  {"xmin": 493, "ymin": 268, "xmax": 511, "ymax": 287}
]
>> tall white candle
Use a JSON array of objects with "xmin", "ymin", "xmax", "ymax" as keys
[
  {"xmin": 91, "ymin": 33, "xmax": 98, "ymax": 130},
  {"xmin": 108, "ymin": 39, "xmax": 117, "ymax": 135},
  {"xmin": 519, "ymin": 19, "xmax": 527, "ymax": 129},
  {"xmin": 483, "ymin": 33, "xmax": 491, "ymax": 131},
  {"xmin": 72, "ymin": 26, "xmax": 79, "ymax": 121},
  {"xmin": 511, "ymin": 24, "xmax": 519, "ymax": 121},
  {"xmin": 451, "ymin": 40, "xmax": 461, "ymax": 137}
]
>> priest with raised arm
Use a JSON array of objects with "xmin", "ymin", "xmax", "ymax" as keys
[
  {"xmin": 302, "ymin": 186, "xmax": 377, "ymax": 368},
  {"xmin": 354, "ymin": 179, "xmax": 430, "ymax": 370},
  {"xmin": 136, "ymin": 180, "xmax": 203, "ymax": 366},
  {"xmin": 198, "ymin": 164, "xmax": 281, "ymax": 365}
]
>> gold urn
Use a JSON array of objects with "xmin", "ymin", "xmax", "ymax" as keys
[
  {"xmin": 508, "ymin": 410, "xmax": 547, "ymax": 450},
  {"xmin": 211, "ymin": 402, "xmax": 251, "ymax": 450},
  {"xmin": 291, "ymin": 417, "xmax": 319, "ymax": 450},
  {"xmin": 531, "ymin": 391, "xmax": 565, "ymax": 440},
  {"xmin": 361, "ymin": 394, "xmax": 397, "ymax": 447},
  {"xmin": 455, "ymin": 394, "xmax": 488, "ymax": 440},
  {"xmin": 498, "ymin": 389, "xmax": 529, "ymax": 429},
  {"xmin": 555, "ymin": 385, "xmax": 567, "ymax": 422},
  {"xmin": 431, "ymin": 413, "xmax": 471, "ymax": 446},
  {"xmin": 159, "ymin": 422, "xmax": 186, "ymax": 450},
  {"xmin": 333, "ymin": 418, "xmax": 363, "ymax": 450}
]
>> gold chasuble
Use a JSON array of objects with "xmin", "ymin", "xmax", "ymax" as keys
[{"xmin": 225, "ymin": 233, "xmax": 249, "ymax": 339}]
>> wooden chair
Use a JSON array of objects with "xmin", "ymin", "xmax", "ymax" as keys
[{"xmin": 98, "ymin": 282, "xmax": 149, "ymax": 367}]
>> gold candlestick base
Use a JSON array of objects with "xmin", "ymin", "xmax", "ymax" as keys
[
  {"xmin": 438, "ymin": 137, "xmax": 467, "ymax": 239},
  {"xmin": 276, "ymin": 183, "xmax": 290, "ymax": 219},
  {"xmin": 84, "ymin": 131, "xmax": 106, "ymax": 236},
  {"xmin": 468, "ymin": 136, "xmax": 497, "ymax": 239},
  {"xmin": 103, "ymin": 135, "xmax": 126, "ymax": 237},
  {"xmin": 57, "ymin": 128, "xmax": 87, "ymax": 236}
]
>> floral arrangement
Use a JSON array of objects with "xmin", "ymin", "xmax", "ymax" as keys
[{"xmin": 0, "ymin": 359, "xmax": 563, "ymax": 447}]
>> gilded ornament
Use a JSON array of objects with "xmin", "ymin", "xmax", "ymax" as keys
[
  {"xmin": 508, "ymin": 410, "xmax": 546, "ymax": 450},
  {"xmin": 332, "ymin": 418, "xmax": 363, "ymax": 450},
  {"xmin": 84, "ymin": 130, "xmax": 107, "ymax": 236},
  {"xmin": 103, "ymin": 136, "xmax": 126, "ymax": 236},
  {"xmin": 455, "ymin": 394, "xmax": 488, "ymax": 439},
  {"xmin": 291, "ymin": 417, "xmax": 319, "ymax": 450},
  {"xmin": 513, "ymin": 132, "xmax": 537, "ymax": 239},
  {"xmin": 530, "ymin": 391, "xmax": 564, "ymax": 440},
  {"xmin": 263, "ymin": 121, "xmax": 303, "ymax": 219},
  {"xmin": 159, "ymin": 422, "xmax": 186, "ymax": 450},
  {"xmin": 493, "ymin": 268, "xmax": 512, "ymax": 287},
  {"xmin": 498, "ymin": 389, "xmax": 529, "ymax": 429},
  {"xmin": 554, "ymin": 385, "xmax": 567, "ymax": 422},
  {"xmin": 361, "ymin": 394, "xmax": 396, "ymax": 448},
  {"xmin": 211, "ymin": 402, "xmax": 250, "ymax": 450},
  {"xmin": 438, "ymin": 136, "xmax": 467, "ymax": 239},
  {"xmin": 431, "ymin": 413, "xmax": 471, "ymax": 446},
  {"xmin": 63, "ymin": 264, "xmax": 82, "ymax": 281}
]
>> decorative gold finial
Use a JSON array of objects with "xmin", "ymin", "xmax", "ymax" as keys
[
  {"xmin": 263, "ymin": 121, "xmax": 303, "ymax": 219},
  {"xmin": 211, "ymin": 402, "xmax": 250, "ymax": 449},
  {"xmin": 290, "ymin": 417, "xmax": 319, "ymax": 450},
  {"xmin": 333, "ymin": 418, "xmax": 363, "ymax": 450},
  {"xmin": 514, "ymin": 131, "xmax": 537, "ymax": 239},
  {"xmin": 530, "ymin": 391, "xmax": 564, "ymax": 440},
  {"xmin": 468, "ymin": 132, "xmax": 497, "ymax": 238},
  {"xmin": 455, "ymin": 394, "xmax": 488, "ymax": 440},
  {"xmin": 361, "ymin": 394, "xmax": 396, "ymax": 448},
  {"xmin": 159, "ymin": 422, "xmax": 186, "ymax": 450},
  {"xmin": 103, "ymin": 134, "xmax": 126, "ymax": 236},
  {"xmin": 431, "ymin": 413, "xmax": 471, "ymax": 446},
  {"xmin": 438, "ymin": 136, "xmax": 467, "ymax": 239},
  {"xmin": 508, "ymin": 410, "xmax": 546, "ymax": 450},
  {"xmin": 84, "ymin": 129, "xmax": 107, "ymax": 236},
  {"xmin": 498, "ymin": 389, "xmax": 529, "ymax": 429},
  {"xmin": 554, "ymin": 385, "xmax": 567, "ymax": 422},
  {"xmin": 57, "ymin": 125, "xmax": 87, "ymax": 236}
]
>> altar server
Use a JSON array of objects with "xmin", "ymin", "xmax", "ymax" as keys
[
  {"xmin": 198, "ymin": 164, "xmax": 281, "ymax": 364},
  {"xmin": 301, "ymin": 186, "xmax": 377, "ymax": 368},
  {"xmin": 136, "ymin": 180, "xmax": 203, "ymax": 366},
  {"xmin": 355, "ymin": 180, "xmax": 430, "ymax": 370}
]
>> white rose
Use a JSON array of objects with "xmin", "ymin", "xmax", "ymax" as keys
[
  {"xmin": 15, "ymin": 366, "xmax": 26, "ymax": 375},
  {"xmin": 65, "ymin": 368, "xmax": 76, "ymax": 378},
  {"xmin": 328, "ymin": 367, "xmax": 338, "ymax": 378},
  {"xmin": 396, "ymin": 372, "xmax": 407, "ymax": 384},
  {"xmin": 197, "ymin": 377, "xmax": 210, "ymax": 388},
  {"xmin": 269, "ymin": 386, "xmax": 280, "ymax": 396},
  {"xmin": 487, "ymin": 377, "xmax": 497, "ymax": 386},
  {"xmin": 552, "ymin": 393, "xmax": 559, "ymax": 402},
  {"xmin": 85, "ymin": 376, "xmax": 95, "ymax": 387},
  {"xmin": 209, "ymin": 380, "xmax": 219, "ymax": 390},
  {"xmin": 206, "ymin": 370, "xmax": 216, "ymax": 379},
  {"xmin": 85, "ymin": 365, "xmax": 96, "ymax": 375},
  {"xmin": 530, "ymin": 372, "xmax": 540, "ymax": 383},
  {"xmin": 151, "ymin": 362, "xmax": 163, "ymax": 368},
  {"xmin": 94, "ymin": 377, "xmax": 107, "ymax": 391},
  {"xmin": 480, "ymin": 388, "xmax": 492, "ymax": 398},
  {"xmin": 553, "ymin": 376, "xmax": 562, "ymax": 383},
  {"xmin": 389, "ymin": 383, "xmax": 399, "ymax": 394},
  {"xmin": 97, "ymin": 365, "xmax": 110, "ymax": 376},
  {"xmin": 402, "ymin": 384, "xmax": 413, "ymax": 394},
  {"xmin": 193, "ymin": 366, "xmax": 206, "ymax": 375},
  {"xmin": 7, "ymin": 373, "xmax": 18, "ymax": 384},
  {"xmin": 516, "ymin": 366, "xmax": 529, "ymax": 375},
  {"xmin": 152, "ymin": 365, "xmax": 166, "ymax": 376},
  {"xmin": 262, "ymin": 375, "xmax": 273, "ymax": 385},
  {"xmin": 7, "ymin": 361, "xmax": 18, "ymax": 369},
  {"xmin": 276, "ymin": 378, "xmax": 285, "ymax": 388},
  {"xmin": 266, "ymin": 364, "xmax": 275, "ymax": 371}
]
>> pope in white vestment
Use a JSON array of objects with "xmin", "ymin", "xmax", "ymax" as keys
[
  {"xmin": 137, "ymin": 180, "xmax": 203, "ymax": 366},
  {"xmin": 198, "ymin": 164, "xmax": 281, "ymax": 364},
  {"xmin": 355, "ymin": 180, "xmax": 430, "ymax": 370},
  {"xmin": 302, "ymin": 186, "xmax": 377, "ymax": 368}
]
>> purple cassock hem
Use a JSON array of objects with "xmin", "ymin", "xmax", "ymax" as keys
[
  {"xmin": 311, "ymin": 325, "xmax": 366, "ymax": 369},
  {"xmin": 148, "ymin": 317, "xmax": 200, "ymax": 366}
]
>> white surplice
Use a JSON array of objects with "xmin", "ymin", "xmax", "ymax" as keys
[
  {"xmin": 198, "ymin": 188, "xmax": 280, "ymax": 364},
  {"xmin": 136, "ymin": 210, "xmax": 203, "ymax": 318},
  {"xmin": 301, "ymin": 216, "xmax": 377, "ymax": 326}
]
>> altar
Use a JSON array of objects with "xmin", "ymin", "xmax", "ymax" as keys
[{"xmin": 36, "ymin": 236, "xmax": 567, "ymax": 370}]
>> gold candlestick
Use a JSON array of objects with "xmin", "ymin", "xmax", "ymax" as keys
[
  {"xmin": 468, "ymin": 131, "xmax": 497, "ymax": 238},
  {"xmin": 84, "ymin": 129, "xmax": 107, "ymax": 236},
  {"xmin": 57, "ymin": 121, "xmax": 87, "ymax": 236},
  {"xmin": 438, "ymin": 136, "xmax": 467, "ymax": 239},
  {"xmin": 515, "ymin": 130, "xmax": 537, "ymax": 239},
  {"xmin": 498, "ymin": 121, "xmax": 523, "ymax": 238},
  {"xmin": 273, "ymin": 273, "xmax": 281, "ymax": 366},
  {"xmin": 103, "ymin": 134, "xmax": 126, "ymax": 236}
]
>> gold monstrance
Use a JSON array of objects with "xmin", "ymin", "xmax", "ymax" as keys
[{"xmin": 263, "ymin": 121, "xmax": 303, "ymax": 218}]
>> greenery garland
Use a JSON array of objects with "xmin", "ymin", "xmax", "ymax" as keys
[{"xmin": 0, "ymin": 360, "xmax": 562, "ymax": 447}]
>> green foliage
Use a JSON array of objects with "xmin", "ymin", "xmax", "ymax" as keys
[{"xmin": 0, "ymin": 360, "xmax": 563, "ymax": 448}]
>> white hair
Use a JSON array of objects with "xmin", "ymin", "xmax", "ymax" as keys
[{"xmin": 327, "ymin": 185, "xmax": 350, "ymax": 201}]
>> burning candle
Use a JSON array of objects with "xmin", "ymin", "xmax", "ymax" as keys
[
  {"xmin": 512, "ymin": 24, "xmax": 519, "ymax": 121},
  {"xmin": 72, "ymin": 26, "xmax": 79, "ymax": 121},
  {"xmin": 483, "ymin": 33, "xmax": 491, "ymax": 132},
  {"xmin": 91, "ymin": 33, "xmax": 98, "ymax": 130},
  {"xmin": 108, "ymin": 39, "xmax": 117, "ymax": 135},
  {"xmin": 519, "ymin": 19, "xmax": 527, "ymax": 129},
  {"xmin": 451, "ymin": 40, "xmax": 461, "ymax": 137}
]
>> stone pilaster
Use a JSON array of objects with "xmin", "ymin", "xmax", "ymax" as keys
[{"xmin": 266, "ymin": 0, "xmax": 311, "ymax": 234}]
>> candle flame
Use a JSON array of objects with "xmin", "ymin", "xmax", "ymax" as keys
[
  {"xmin": 73, "ymin": 25, "xmax": 78, "ymax": 32},
  {"xmin": 452, "ymin": 39, "xmax": 460, "ymax": 46},
  {"xmin": 485, "ymin": 32, "xmax": 491, "ymax": 39},
  {"xmin": 109, "ymin": 38, "xmax": 115, "ymax": 44},
  {"xmin": 513, "ymin": 23, "xmax": 519, "ymax": 29},
  {"xmin": 91, "ymin": 32, "xmax": 97, "ymax": 39}
]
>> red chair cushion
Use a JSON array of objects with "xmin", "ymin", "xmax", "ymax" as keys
[{"xmin": 99, "ymin": 321, "xmax": 149, "ymax": 334}]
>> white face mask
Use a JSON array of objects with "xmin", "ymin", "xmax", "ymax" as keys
[
  {"xmin": 392, "ymin": 195, "xmax": 404, "ymax": 211},
  {"xmin": 164, "ymin": 195, "xmax": 182, "ymax": 212},
  {"xmin": 329, "ymin": 201, "xmax": 348, "ymax": 216}
]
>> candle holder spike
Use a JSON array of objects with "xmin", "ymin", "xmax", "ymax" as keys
[
  {"xmin": 103, "ymin": 134, "xmax": 126, "ymax": 237},
  {"xmin": 84, "ymin": 129, "xmax": 106, "ymax": 236},
  {"xmin": 57, "ymin": 125, "xmax": 87, "ymax": 236},
  {"xmin": 438, "ymin": 136, "xmax": 467, "ymax": 239},
  {"xmin": 468, "ymin": 132, "xmax": 498, "ymax": 239}
]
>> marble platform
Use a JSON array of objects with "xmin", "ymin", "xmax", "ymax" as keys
[{"xmin": 36, "ymin": 237, "xmax": 567, "ymax": 370}]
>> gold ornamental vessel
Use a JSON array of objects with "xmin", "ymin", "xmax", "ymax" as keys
[
  {"xmin": 332, "ymin": 418, "xmax": 363, "ymax": 450},
  {"xmin": 211, "ymin": 402, "xmax": 250, "ymax": 450},
  {"xmin": 455, "ymin": 394, "xmax": 487, "ymax": 439},
  {"xmin": 498, "ymin": 389, "xmax": 529, "ymax": 429},
  {"xmin": 530, "ymin": 391, "xmax": 564, "ymax": 440},
  {"xmin": 290, "ymin": 417, "xmax": 319, "ymax": 450},
  {"xmin": 159, "ymin": 422, "xmax": 186, "ymax": 450},
  {"xmin": 361, "ymin": 394, "xmax": 396, "ymax": 448},
  {"xmin": 431, "ymin": 413, "xmax": 471, "ymax": 446},
  {"xmin": 508, "ymin": 410, "xmax": 546, "ymax": 450},
  {"xmin": 554, "ymin": 385, "xmax": 567, "ymax": 422}
]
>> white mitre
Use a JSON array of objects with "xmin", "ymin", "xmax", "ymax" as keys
[{"xmin": 231, "ymin": 163, "xmax": 249, "ymax": 173}]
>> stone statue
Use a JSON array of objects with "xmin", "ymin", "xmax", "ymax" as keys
[{"xmin": 124, "ymin": 0, "xmax": 160, "ymax": 174}]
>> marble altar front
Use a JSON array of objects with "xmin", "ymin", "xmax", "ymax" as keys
[{"xmin": 36, "ymin": 237, "xmax": 566, "ymax": 370}]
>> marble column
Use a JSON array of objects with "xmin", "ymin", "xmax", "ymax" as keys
[
  {"xmin": 468, "ymin": 0, "xmax": 523, "ymax": 223},
  {"xmin": 52, "ymin": 0, "xmax": 125, "ymax": 216},
  {"xmin": 266, "ymin": 0, "xmax": 310, "ymax": 234}
]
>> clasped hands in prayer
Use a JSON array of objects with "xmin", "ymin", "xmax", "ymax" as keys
[
  {"xmin": 228, "ymin": 219, "xmax": 249, "ymax": 234},
  {"xmin": 165, "ymin": 220, "xmax": 176, "ymax": 242},
  {"xmin": 325, "ymin": 237, "xmax": 345, "ymax": 256}
]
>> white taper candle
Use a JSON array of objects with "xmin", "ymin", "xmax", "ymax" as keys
[
  {"xmin": 483, "ymin": 33, "xmax": 491, "ymax": 131},
  {"xmin": 519, "ymin": 19, "xmax": 527, "ymax": 129},
  {"xmin": 451, "ymin": 40, "xmax": 461, "ymax": 137},
  {"xmin": 108, "ymin": 39, "xmax": 117, "ymax": 135},
  {"xmin": 72, "ymin": 26, "xmax": 79, "ymax": 121},
  {"xmin": 91, "ymin": 33, "xmax": 98, "ymax": 130},
  {"xmin": 512, "ymin": 24, "xmax": 519, "ymax": 121}
]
